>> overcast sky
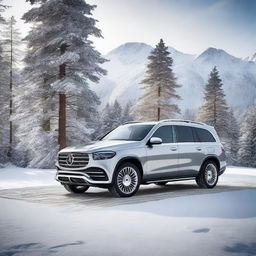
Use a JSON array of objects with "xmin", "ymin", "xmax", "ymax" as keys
[{"xmin": 2, "ymin": 0, "xmax": 256, "ymax": 58}]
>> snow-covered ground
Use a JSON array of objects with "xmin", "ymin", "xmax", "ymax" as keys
[
  {"xmin": 0, "ymin": 163, "xmax": 56, "ymax": 189},
  {"xmin": 0, "ymin": 165, "xmax": 255, "ymax": 256},
  {"xmin": 0, "ymin": 164, "xmax": 255, "ymax": 190}
]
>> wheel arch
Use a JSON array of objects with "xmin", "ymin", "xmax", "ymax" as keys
[
  {"xmin": 113, "ymin": 157, "xmax": 144, "ymax": 182},
  {"xmin": 200, "ymin": 156, "xmax": 220, "ymax": 173}
]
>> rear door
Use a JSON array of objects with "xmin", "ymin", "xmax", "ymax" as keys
[
  {"xmin": 145, "ymin": 125, "xmax": 179, "ymax": 181},
  {"xmin": 174, "ymin": 125, "xmax": 205, "ymax": 177}
]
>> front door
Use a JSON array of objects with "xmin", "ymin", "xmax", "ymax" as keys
[{"xmin": 145, "ymin": 125, "xmax": 179, "ymax": 181}]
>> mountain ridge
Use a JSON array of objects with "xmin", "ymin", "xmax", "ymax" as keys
[{"xmin": 90, "ymin": 42, "xmax": 256, "ymax": 116}]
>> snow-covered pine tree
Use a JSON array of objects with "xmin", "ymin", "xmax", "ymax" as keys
[
  {"xmin": 66, "ymin": 92, "xmax": 101, "ymax": 145},
  {"xmin": 24, "ymin": 0, "xmax": 106, "ymax": 149},
  {"xmin": 99, "ymin": 103, "xmax": 113, "ymax": 137},
  {"xmin": 0, "ymin": 1, "xmax": 9, "ymax": 164},
  {"xmin": 121, "ymin": 101, "xmax": 134, "ymax": 123},
  {"xmin": 183, "ymin": 108, "xmax": 196, "ymax": 121},
  {"xmin": 111, "ymin": 100, "xmax": 122, "ymax": 128},
  {"xmin": 1, "ymin": 16, "xmax": 23, "ymax": 158},
  {"xmin": 197, "ymin": 66, "xmax": 229, "ymax": 138},
  {"xmin": 223, "ymin": 109, "xmax": 240, "ymax": 165},
  {"xmin": 133, "ymin": 39, "xmax": 181, "ymax": 121},
  {"xmin": 14, "ymin": 0, "xmax": 106, "ymax": 168},
  {"xmin": 96, "ymin": 100, "xmax": 124, "ymax": 139},
  {"xmin": 238, "ymin": 105, "xmax": 256, "ymax": 167}
]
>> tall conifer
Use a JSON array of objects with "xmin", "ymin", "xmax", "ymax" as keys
[{"xmin": 134, "ymin": 39, "xmax": 181, "ymax": 121}]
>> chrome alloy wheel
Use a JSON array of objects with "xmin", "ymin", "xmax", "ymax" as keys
[
  {"xmin": 205, "ymin": 163, "xmax": 218, "ymax": 186},
  {"xmin": 117, "ymin": 167, "xmax": 138, "ymax": 194}
]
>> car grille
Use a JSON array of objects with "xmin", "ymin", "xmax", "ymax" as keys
[{"xmin": 58, "ymin": 152, "xmax": 89, "ymax": 169}]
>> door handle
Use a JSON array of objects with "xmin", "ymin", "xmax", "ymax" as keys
[
  {"xmin": 196, "ymin": 147, "xmax": 202, "ymax": 151},
  {"xmin": 170, "ymin": 146, "xmax": 177, "ymax": 151}
]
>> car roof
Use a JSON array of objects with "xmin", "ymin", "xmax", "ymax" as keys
[{"xmin": 124, "ymin": 119, "xmax": 211, "ymax": 129}]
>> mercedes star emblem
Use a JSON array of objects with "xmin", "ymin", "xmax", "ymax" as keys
[{"xmin": 66, "ymin": 154, "xmax": 74, "ymax": 165}]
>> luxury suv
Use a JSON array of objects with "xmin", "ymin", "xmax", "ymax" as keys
[{"xmin": 55, "ymin": 120, "xmax": 226, "ymax": 197}]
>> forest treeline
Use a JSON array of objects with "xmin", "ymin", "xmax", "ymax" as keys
[{"xmin": 0, "ymin": 0, "xmax": 255, "ymax": 168}]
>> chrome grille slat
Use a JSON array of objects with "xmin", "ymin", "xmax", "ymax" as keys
[{"xmin": 58, "ymin": 152, "xmax": 89, "ymax": 169}]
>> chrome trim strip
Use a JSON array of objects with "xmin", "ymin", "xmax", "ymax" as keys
[{"xmin": 145, "ymin": 177, "xmax": 195, "ymax": 184}]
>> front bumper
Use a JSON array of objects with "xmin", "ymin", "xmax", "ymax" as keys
[
  {"xmin": 55, "ymin": 153, "xmax": 117, "ymax": 185},
  {"xmin": 55, "ymin": 167, "xmax": 111, "ymax": 186}
]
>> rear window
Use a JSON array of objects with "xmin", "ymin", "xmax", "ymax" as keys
[
  {"xmin": 194, "ymin": 128, "xmax": 216, "ymax": 142},
  {"xmin": 175, "ymin": 126, "xmax": 194, "ymax": 143}
]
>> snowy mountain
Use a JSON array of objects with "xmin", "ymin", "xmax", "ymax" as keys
[
  {"xmin": 90, "ymin": 42, "xmax": 256, "ymax": 115},
  {"xmin": 244, "ymin": 52, "xmax": 256, "ymax": 62}
]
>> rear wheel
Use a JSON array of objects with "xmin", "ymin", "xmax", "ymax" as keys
[
  {"xmin": 63, "ymin": 184, "xmax": 90, "ymax": 193},
  {"xmin": 108, "ymin": 162, "xmax": 141, "ymax": 197},
  {"xmin": 196, "ymin": 160, "xmax": 219, "ymax": 188}
]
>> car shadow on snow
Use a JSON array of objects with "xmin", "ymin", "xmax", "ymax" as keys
[
  {"xmin": 112, "ymin": 187, "xmax": 256, "ymax": 219},
  {"xmin": 0, "ymin": 241, "xmax": 85, "ymax": 256},
  {"xmin": 0, "ymin": 183, "xmax": 255, "ymax": 217},
  {"xmin": 223, "ymin": 242, "xmax": 256, "ymax": 256}
]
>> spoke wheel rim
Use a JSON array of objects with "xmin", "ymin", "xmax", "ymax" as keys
[
  {"xmin": 117, "ymin": 167, "xmax": 138, "ymax": 194},
  {"xmin": 205, "ymin": 163, "xmax": 218, "ymax": 186}
]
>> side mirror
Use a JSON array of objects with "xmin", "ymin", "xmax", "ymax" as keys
[{"xmin": 149, "ymin": 137, "xmax": 162, "ymax": 145}]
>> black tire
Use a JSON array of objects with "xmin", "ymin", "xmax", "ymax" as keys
[
  {"xmin": 108, "ymin": 162, "xmax": 141, "ymax": 197},
  {"xmin": 196, "ymin": 160, "xmax": 219, "ymax": 188},
  {"xmin": 63, "ymin": 184, "xmax": 90, "ymax": 193},
  {"xmin": 155, "ymin": 182, "xmax": 168, "ymax": 186}
]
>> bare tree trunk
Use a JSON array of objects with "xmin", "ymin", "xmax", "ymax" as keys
[
  {"xmin": 157, "ymin": 86, "xmax": 161, "ymax": 121},
  {"xmin": 7, "ymin": 16, "xmax": 14, "ymax": 158},
  {"xmin": 213, "ymin": 89, "xmax": 217, "ymax": 126},
  {"xmin": 58, "ymin": 93, "xmax": 66, "ymax": 149},
  {"xmin": 58, "ymin": 44, "xmax": 67, "ymax": 149},
  {"xmin": 42, "ymin": 77, "xmax": 50, "ymax": 131}
]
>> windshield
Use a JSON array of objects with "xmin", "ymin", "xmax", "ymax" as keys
[{"xmin": 101, "ymin": 124, "xmax": 154, "ymax": 141}]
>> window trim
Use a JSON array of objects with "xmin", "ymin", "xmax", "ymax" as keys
[
  {"xmin": 173, "ymin": 125, "xmax": 196, "ymax": 143},
  {"xmin": 150, "ymin": 125, "xmax": 175, "ymax": 144},
  {"xmin": 193, "ymin": 127, "xmax": 216, "ymax": 143}
]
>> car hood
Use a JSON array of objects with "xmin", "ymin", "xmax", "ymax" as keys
[{"xmin": 59, "ymin": 140, "xmax": 142, "ymax": 153}]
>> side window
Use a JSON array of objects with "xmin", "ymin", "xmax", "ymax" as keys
[
  {"xmin": 195, "ymin": 128, "xmax": 216, "ymax": 142},
  {"xmin": 152, "ymin": 126, "xmax": 173, "ymax": 143},
  {"xmin": 175, "ymin": 126, "xmax": 194, "ymax": 143}
]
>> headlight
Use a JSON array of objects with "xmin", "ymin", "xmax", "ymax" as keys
[{"xmin": 92, "ymin": 151, "xmax": 116, "ymax": 160}]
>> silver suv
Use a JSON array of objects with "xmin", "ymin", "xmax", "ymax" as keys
[{"xmin": 55, "ymin": 120, "xmax": 226, "ymax": 197}]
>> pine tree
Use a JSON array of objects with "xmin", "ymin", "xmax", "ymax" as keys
[
  {"xmin": 197, "ymin": 66, "xmax": 229, "ymax": 138},
  {"xmin": 238, "ymin": 105, "xmax": 256, "ymax": 167},
  {"xmin": 111, "ymin": 100, "xmax": 122, "ymax": 128},
  {"xmin": 183, "ymin": 108, "xmax": 196, "ymax": 121},
  {"xmin": 223, "ymin": 109, "xmax": 240, "ymax": 165},
  {"xmin": 0, "ymin": 1, "xmax": 9, "ymax": 163},
  {"xmin": 14, "ymin": 0, "xmax": 106, "ymax": 168},
  {"xmin": 100, "ymin": 103, "xmax": 113, "ymax": 135},
  {"xmin": 133, "ymin": 39, "xmax": 181, "ymax": 121},
  {"xmin": 97, "ymin": 100, "xmax": 126, "ymax": 139},
  {"xmin": 121, "ymin": 101, "xmax": 134, "ymax": 123},
  {"xmin": 1, "ymin": 16, "xmax": 23, "ymax": 158}
]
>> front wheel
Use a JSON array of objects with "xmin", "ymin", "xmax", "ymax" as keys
[
  {"xmin": 63, "ymin": 184, "xmax": 90, "ymax": 193},
  {"xmin": 196, "ymin": 160, "xmax": 219, "ymax": 188},
  {"xmin": 108, "ymin": 163, "xmax": 141, "ymax": 197}
]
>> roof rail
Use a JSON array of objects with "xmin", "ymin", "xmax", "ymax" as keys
[
  {"xmin": 160, "ymin": 119, "xmax": 205, "ymax": 126},
  {"xmin": 123, "ymin": 121, "xmax": 141, "ymax": 125}
]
